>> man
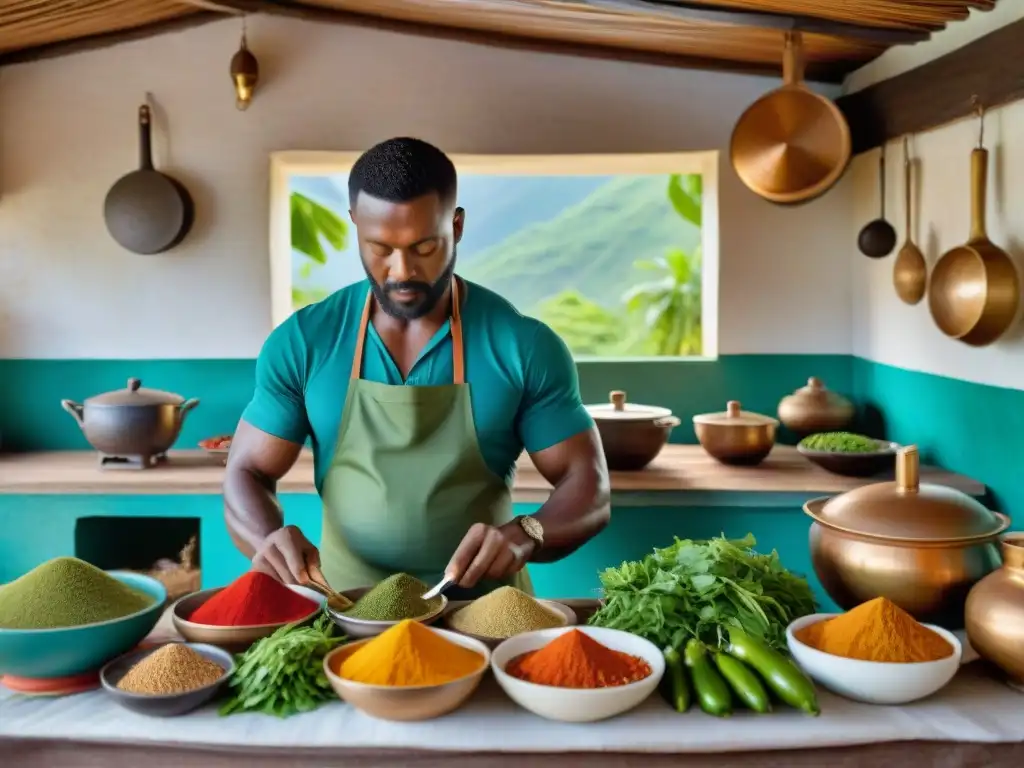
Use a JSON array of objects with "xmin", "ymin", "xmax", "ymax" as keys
[{"xmin": 224, "ymin": 137, "xmax": 610, "ymax": 599}]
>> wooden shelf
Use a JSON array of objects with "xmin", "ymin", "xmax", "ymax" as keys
[{"xmin": 0, "ymin": 446, "xmax": 985, "ymax": 508}]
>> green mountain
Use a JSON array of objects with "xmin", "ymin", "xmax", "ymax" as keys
[{"xmin": 459, "ymin": 175, "xmax": 700, "ymax": 313}]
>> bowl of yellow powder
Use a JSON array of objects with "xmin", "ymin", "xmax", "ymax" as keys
[
  {"xmin": 323, "ymin": 619, "xmax": 490, "ymax": 721},
  {"xmin": 786, "ymin": 599, "xmax": 962, "ymax": 705},
  {"xmin": 444, "ymin": 587, "xmax": 575, "ymax": 647}
]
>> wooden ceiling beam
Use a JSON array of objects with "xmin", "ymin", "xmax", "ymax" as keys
[
  {"xmin": 584, "ymin": 0, "xmax": 931, "ymax": 45},
  {"xmin": 837, "ymin": 16, "xmax": 1024, "ymax": 154}
]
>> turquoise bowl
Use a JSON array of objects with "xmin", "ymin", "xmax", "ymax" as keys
[{"xmin": 0, "ymin": 571, "xmax": 167, "ymax": 679}]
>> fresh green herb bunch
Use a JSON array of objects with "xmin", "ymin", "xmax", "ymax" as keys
[
  {"xmin": 799, "ymin": 432, "xmax": 884, "ymax": 454},
  {"xmin": 588, "ymin": 534, "xmax": 816, "ymax": 651},
  {"xmin": 220, "ymin": 613, "xmax": 346, "ymax": 718}
]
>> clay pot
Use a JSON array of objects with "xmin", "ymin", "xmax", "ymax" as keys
[
  {"xmin": 777, "ymin": 377, "xmax": 854, "ymax": 435},
  {"xmin": 965, "ymin": 535, "xmax": 1024, "ymax": 685},
  {"xmin": 585, "ymin": 391, "xmax": 680, "ymax": 471}
]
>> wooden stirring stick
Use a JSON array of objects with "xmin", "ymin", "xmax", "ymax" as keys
[{"xmin": 305, "ymin": 563, "xmax": 353, "ymax": 610}]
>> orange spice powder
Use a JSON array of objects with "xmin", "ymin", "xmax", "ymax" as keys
[{"xmin": 505, "ymin": 629, "xmax": 651, "ymax": 688}]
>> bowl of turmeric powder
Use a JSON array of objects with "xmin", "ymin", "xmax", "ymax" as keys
[
  {"xmin": 322, "ymin": 619, "xmax": 490, "ymax": 721},
  {"xmin": 786, "ymin": 599, "xmax": 962, "ymax": 705}
]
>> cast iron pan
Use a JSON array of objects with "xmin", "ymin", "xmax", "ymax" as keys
[{"xmin": 103, "ymin": 105, "xmax": 194, "ymax": 255}]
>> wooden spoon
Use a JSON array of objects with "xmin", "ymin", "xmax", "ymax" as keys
[
  {"xmin": 893, "ymin": 135, "xmax": 927, "ymax": 304},
  {"xmin": 304, "ymin": 564, "xmax": 352, "ymax": 610}
]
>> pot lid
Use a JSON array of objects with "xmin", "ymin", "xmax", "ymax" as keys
[
  {"xmin": 692, "ymin": 400, "xmax": 779, "ymax": 427},
  {"xmin": 585, "ymin": 391, "xmax": 672, "ymax": 422},
  {"xmin": 807, "ymin": 445, "xmax": 1008, "ymax": 542},
  {"xmin": 784, "ymin": 376, "xmax": 851, "ymax": 404},
  {"xmin": 85, "ymin": 378, "xmax": 185, "ymax": 407}
]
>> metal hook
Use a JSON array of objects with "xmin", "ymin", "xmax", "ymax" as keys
[{"xmin": 971, "ymin": 95, "xmax": 985, "ymax": 148}]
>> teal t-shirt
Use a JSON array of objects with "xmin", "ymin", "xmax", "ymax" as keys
[{"xmin": 242, "ymin": 278, "xmax": 594, "ymax": 492}]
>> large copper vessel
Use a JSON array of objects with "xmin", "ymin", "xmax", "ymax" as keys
[
  {"xmin": 965, "ymin": 535, "xmax": 1024, "ymax": 685},
  {"xmin": 804, "ymin": 445, "xmax": 1009, "ymax": 629}
]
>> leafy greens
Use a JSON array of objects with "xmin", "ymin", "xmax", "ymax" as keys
[{"xmin": 587, "ymin": 534, "xmax": 816, "ymax": 651}]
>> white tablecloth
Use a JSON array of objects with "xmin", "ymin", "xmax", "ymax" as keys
[{"xmin": 1, "ymin": 663, "xmax": 1022, "ymax": 755}]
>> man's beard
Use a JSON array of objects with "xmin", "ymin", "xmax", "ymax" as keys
[{"xmin": 365, "ymin": 249, "xmax": 457, "ymax": 320}]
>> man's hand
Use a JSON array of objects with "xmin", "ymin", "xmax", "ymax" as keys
[
  {"xmin": 252, "ymin": 524, "xmax": 320, "ymax": 584},
  {"xmin": 446, "ymin": 522, "xmax": 535, "ymax": 588}
]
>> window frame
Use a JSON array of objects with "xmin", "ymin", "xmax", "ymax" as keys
[{"xmin": 269, "ymin": 150, "xmax": 719, "ymax": 360}]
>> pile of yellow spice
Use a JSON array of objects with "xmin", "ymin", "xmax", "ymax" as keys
[{"xmin": 795, "ymin": 597, "xmax": 954, "ymax": 663}]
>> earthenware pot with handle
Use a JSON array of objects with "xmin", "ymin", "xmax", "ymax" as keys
[
  {"xmin": 964, "ymin": 534, "xmax": 1024, "ymax": 688},
  {"xmin": 692, "ymin": 400, "xmax": 778, "ymax": 466},
  {"xmin": 585, "ymin": 391, "xmax": 680, "ymax": 471},
  {"xmin": 777, "ymin": 377, "xmax": 855, "ymax": 435},
  {"xmin": 804, "ymin": 445, "xmax": 1009, "ymax": 630},
  {"xmin": 61, "ymin": 378, "xmax": 199, "ymax": 460}
]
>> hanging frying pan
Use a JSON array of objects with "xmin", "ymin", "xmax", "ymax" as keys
[
  {"xmin": 103, "ymin": 105, "xmax": 194, "ymax": 255},
  {"xmin": 730, "ymin": 31, "xmax": 851, "ymax": 205}
]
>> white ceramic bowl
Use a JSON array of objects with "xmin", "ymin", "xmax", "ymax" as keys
[
  {"xmin": 786, "ymin": 613, "xmax": 962, "ymax": 705},
  {"xmin": 491, "ymin": 626, "xmax": 664, "ymax": 722}
]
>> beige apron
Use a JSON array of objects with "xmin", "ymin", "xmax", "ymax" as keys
[{"xmin": 319, "ymin": 280, "xmax": 533, "ymax": 600}]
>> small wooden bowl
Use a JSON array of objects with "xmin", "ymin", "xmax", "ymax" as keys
[
  {"xmin": 325, "ymin": 586, "xmax": 447, "ymax": 639},
  {"xmin": 322, "ymin": 627, "xmax": 489, "ymax": 721},
  {"xmin": 170, "ymin": 585, "xmax": 325, "ymax": 652},
  {"xmin": 798, "ymin": 441, "xmax": 899, "ymax": 477},
  {"xmin": 443, "ymin": 599, "xmax": 577, "ymax": 649},
  {"xmin": 100, "ymin": 642, "xmax": 234, "ymax": 718}
]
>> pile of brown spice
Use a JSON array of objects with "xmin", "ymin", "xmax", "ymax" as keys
[
  {"xmin": 117, "ymin": 644, "xmax": 226, "ymax": 695},
  {"xmin": 794, "ymin": 597, "xmax": 954, "ymax": 663}
]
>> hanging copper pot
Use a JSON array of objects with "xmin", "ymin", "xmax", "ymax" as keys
[
  {"xmin": 804, "ymin": 445, "xmax": 1009, "ymax": 629},
  {"xmin": 730, "ymin": 31, "xmax": 851, "ymax": 205}
]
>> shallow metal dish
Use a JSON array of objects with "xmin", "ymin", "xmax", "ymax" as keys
[
  {"xmin": 325, "ymin": 586, "xmax": 447, "ymax": 639},
  {"xmin": 443, "ymin": 599, "xmax": 576, "ymax": 649},
  {"xmin": 797, "ymin": 441, "xmax": 898, "ymax": 477}
]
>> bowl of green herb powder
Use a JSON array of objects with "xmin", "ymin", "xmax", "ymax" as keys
[
  {"xmin": 0, "ymin": 557, "xmax": 166, "ymax": 679},
  {"xmin": 798, "ymin": 432, "xmax": 899, "ymax": 477},
  {"xmin": 326, "ymin": 573, "xmax": 446, "ymax": 638}
]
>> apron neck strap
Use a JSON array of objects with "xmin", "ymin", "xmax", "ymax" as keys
[{"xmin": 351, "ymin": 279, "xmax": 465, "ymax": 384}]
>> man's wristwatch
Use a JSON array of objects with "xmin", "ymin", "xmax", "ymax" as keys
[{"xmin": 517, "ymin": 515, "xmax": 544, "ymax": 548}]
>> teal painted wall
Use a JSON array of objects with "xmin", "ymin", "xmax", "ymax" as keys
[
  {"xmin": 852, "ymin": 358, "xmax": 1024, "ymax": 525},
  {"xmin": 0, "ymin": 354, "xmax": 852, "ymax": 451},
  {"xmin": 0, "ymin": 354, "xmax": 849, "ymax": 604}
]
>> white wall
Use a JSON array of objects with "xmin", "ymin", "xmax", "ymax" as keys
[
  {"xmin": 846, "ymin": 9, "xmax": 1024, "ymax": 391},
  {"xmin": 0, "ymin": 15, "xmax": 852, "ymax": 360}
]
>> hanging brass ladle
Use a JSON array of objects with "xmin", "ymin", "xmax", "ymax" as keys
[{"xmin": 893, "ymin": 135, "xmax": 926, "ymax": 304}]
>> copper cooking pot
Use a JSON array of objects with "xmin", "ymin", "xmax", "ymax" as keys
[
  {"xmin": 730, "ymin": 31, "xmax": 851, "ymax": 205},
  {"xmin": 965, "ymin": 534, "xmax": 1024, "ymax": 686},
  {"xmin": 693, "ymin": 400, "xmax": 778, "ymax": 466},
  {"xmin": 804, "ymin": 445, "xmax": 1009, "ymax": 629},
  {"xmin": 777, "ymin": 376, "xmax": 854, "ymax": 435},
  {"xmin": 586, "ymin": 391, "xmax": 680, "ymax": 471}
]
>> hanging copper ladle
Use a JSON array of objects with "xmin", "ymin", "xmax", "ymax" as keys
[{"xmin": 893, "ymin": 135, "xmax": 926, "ymax": 304}]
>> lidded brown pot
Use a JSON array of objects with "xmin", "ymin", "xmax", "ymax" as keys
[
  {"xmin": 965, "ymin": 535, "xmax": 1024, "ymax": 686},
  {"xmin": 804, "ymin": 445, "xmax": 1009, "ymax": 628},
  {"xmin": 585, "ymin": 391, "xmax": 680, "ymax": 471},
  {"xmin": 692, "ymin": 400, "xmax": 778, "ymax": 466},
  {"xmin": 777, "ymin": 376, "xmax": 854, "ymax": 435}
]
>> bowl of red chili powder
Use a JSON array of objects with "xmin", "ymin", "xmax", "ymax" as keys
[
  {"xmin": 170, "ymin": 572, "xmax": 324, "ymax": 650},
  {"xmin": 491, "ymin": 626, "xmax": 664, "ymax": 722}
]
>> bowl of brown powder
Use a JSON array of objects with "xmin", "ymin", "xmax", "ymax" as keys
[{"xmin": 100, "ymin": 642, "xmax": 234, "ymax": 717}]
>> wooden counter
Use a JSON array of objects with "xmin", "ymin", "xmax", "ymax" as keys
[{"xmin": 0, "ymin": 446, "xmax": 985, "ymax": 507}]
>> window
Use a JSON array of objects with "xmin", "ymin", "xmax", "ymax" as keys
[{"xmin": 270, "ymin": 152, "xmax": 718, "ymax": 359}]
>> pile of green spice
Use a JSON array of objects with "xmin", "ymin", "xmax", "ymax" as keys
[
  {"xmin": 0, "ymin": 557, "xmax": 155, "ymax": 630},
  {"xmin": 343, "ymin": 573, "xmax": 442, "ymax": 621},
  {"xmin": 800, "ymin": 432, "xmax": 885, "ymax": 454},
  {"xmin": 448, "ymin": 586, "xmax": 565, "ymax": 639},
  {"xmin": 117, "ymin": 644, "xmax": 225, "ymax": 695}
]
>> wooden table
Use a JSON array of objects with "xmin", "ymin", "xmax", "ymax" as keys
[{"xmin": 0, "ymin": 446, "xmax": 985, "ymax": 507}]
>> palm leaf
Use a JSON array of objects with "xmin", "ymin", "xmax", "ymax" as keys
[{"xmin": 291, "ymin": 191, "xmax": 347, "ymax": 264}]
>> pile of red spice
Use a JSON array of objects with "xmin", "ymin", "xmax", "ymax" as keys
[
  {"xmin": 189, "ymin": 571, "xmax": 319, "ymax": 627},
  {"xmin": 505, "ymin": 629, "xmax": 651, "ymax": 689}
]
